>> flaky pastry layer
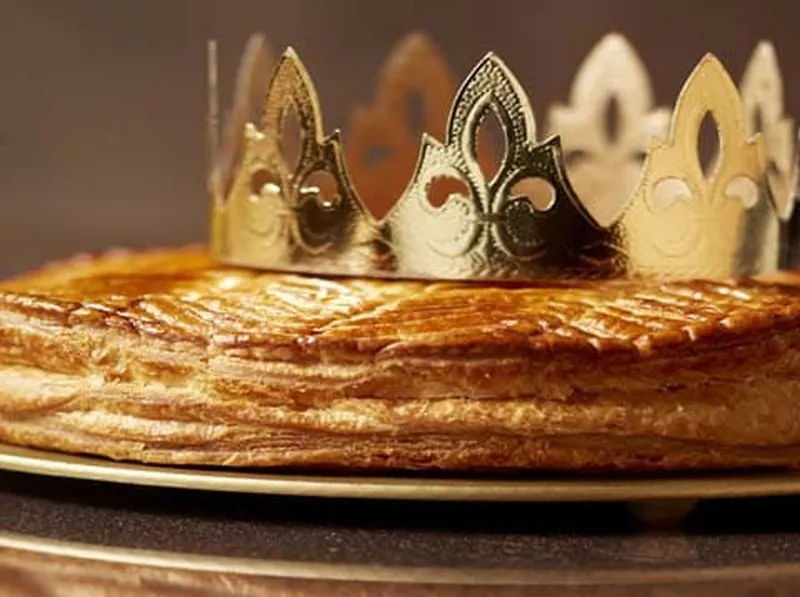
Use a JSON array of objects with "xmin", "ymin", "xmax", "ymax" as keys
[{"xmin": 2, "ymin": 247, "xmax": 800, "ymax": 471}]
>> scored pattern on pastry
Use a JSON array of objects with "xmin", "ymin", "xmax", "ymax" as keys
[{"xmin": 5, "ymin": 248, "xmax": 800, "ymax": 471}]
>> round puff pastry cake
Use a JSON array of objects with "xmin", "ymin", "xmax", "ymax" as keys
[{"xmin": 2, "ymin": 247, "xmax": 800, "ymax": 472}]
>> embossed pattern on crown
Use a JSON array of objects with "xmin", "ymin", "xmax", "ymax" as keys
[
  {"xmin": 385, "ymin": 53, "xmax": 624, "ymax": 279},
  {"xmin": 622, "ymin": 54, "xmax": 778, "ymax": 278},
  {"xmin": 212, "ymin": 48, "xmax": 373, "ymax": 276},
  {"xmin": 209, "ymin": 32, "xmax": 794, "ymax": 282}
]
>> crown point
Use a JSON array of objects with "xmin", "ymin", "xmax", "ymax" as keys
[
  {"xmin": 469, "ymin": 52, "xmax": 524, "ymax": 93},
  {"xmin": 680, "ymin": 53, "xmax": 738, "ymax": 99},
  {"xmin": 695, "ymin": 52, "xmax": 731, "ymax": 77},
  {"xmin": 399, "ymin": 30, "xmax": 433, "ymax": 48},
  {"xmin": 597, "ymin": 32, "xmax": 633, "ymax": 51},
  {"xmin": 281, "ymin": 46, "xmax": 301, "ymax": 62},
  {"xmin": 754, "ymin": 40, "xmax": 777, "ymax": 59},
  {"xmin": 583, "ymin": 33, "xmax": 641, "ymax": 76},
  {"xmin": 742, "ymin": 40, "xmax": 783, "ymax": 103},
  {"xmin": 277, "ymin": 46, "xmax": 313, "ymax": 79},
  {"xmin": 742, "ymin": 39, "xmax": 794, "ymax": 221},
  {"xmin": 697, "ymin": 52, "xmax": 722, "ymax": 68},
  {"xmin": 244, "ymin": 122, "xmax": 262, "ymax": 139},
  {"xmin": 475, "ymin": 51, "xmax": 506, "ymax": 69},
  {"xmin": 211, "ymin": 32, "xmax": 785, "ymax": 282},
  {"xmin": 743, "ymin": 41, "xmax": 782, "ymax": 97}
]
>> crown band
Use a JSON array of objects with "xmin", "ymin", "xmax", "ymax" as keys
[{"xmin": 209, "ymin": 33, "xmax": 796, "ymax": 282}]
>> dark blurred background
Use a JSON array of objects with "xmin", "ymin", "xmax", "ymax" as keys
[{"xmin": 1, "ymin": 0, "xmax": 799, "ymax": 276}]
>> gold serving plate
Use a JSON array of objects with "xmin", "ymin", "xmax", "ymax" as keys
[
  {"xmin": 3, "ymin": 531, "xmax": 800, "ymax": 589},
  {"xmin": 3, "ymin": 443, "xmax": 800, "ymax": 502}
]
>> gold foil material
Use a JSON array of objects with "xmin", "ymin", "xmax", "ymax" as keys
[
  {"xmin": 210, "ymin": 35, "xmax": 274, "ymax": 205},
  {"xmin": 740, "ymin": 41, "xmax": 798, "ymax": 220},
  {"xmin": 345, "ymin": 33, "xmax": 457, "ymax": 219},
  {"xmin": 212, "ymin": 48, "xmax": 373, "ymax": 275},
  {"xmin": 345, "ymin": 33, "xmax": 497, "ymax": 219},
  {"xmin": 210, "ymin": 33, "xmax": 787, "ymax": 282},
  {"xmin": 622, "ymin": 54, "xmax": 778, "ymax": 278},
  {"xmin": 384, "ymin": 54, "xmax": 622, "ymax": 279},
  {"xmin": 547, "ymin": 33, "xmax": 670, "ymax": 227}
]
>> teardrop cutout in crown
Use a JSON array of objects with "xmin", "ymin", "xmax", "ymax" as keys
[{"xmin": 209, "ymin": 32, "xmax": 790, "ymax": 282}]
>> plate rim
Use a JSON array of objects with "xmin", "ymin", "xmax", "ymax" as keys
[
  {"xmin": 2, "ymin": 443, "xmax": 800, "ymax": 501},
  {"xmin": 4, "ymin": 531, "xmax": 800, "ymax": 587}
]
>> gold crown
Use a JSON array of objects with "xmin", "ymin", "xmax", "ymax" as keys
[{"xmin": 208, "ymin": 32, "xmax": 796, "ymax": 281}]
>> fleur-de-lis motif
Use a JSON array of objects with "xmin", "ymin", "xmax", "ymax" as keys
[
  {"xmin": 346, "ymin": 33, "xmax": 457, "ymax": 219},
  {"xmin": 387, "ymin": 54, "xmax": 621, "ymax": 280},
  {"xmin": 215, "ymin": 48, "xmax": 368, "ymax": 270},
  {"xmin": 210, "ymin": 34, "xmax": 785, "ymax": 283},
  {"xmin": 209, "ymin": 34, "xmax": 274, "ymax": 208},
  {"xmin": 741, "ymin": 41, "xmax": 798, "ymax": 220},
  {"xmin": 622, "ymin": 54, "xmax": 779, "ymax": 278},
  {"xmin": 547, "ymin": 33, "xmax": 670, "ymax": 227}
]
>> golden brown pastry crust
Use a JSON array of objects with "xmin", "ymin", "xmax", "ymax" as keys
[{"xmin": 3, "ymin": 246, "xmax": 800, "ymax": 471}]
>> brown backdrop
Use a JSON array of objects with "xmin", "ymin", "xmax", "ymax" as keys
[{"xmin": 1, "ymin": 0, "xmax": 799, "ymax": 276}]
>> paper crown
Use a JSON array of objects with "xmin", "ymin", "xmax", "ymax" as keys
[{"xmin": 208, "ymin": 33, "xmax": 797, "ymax": 281}]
